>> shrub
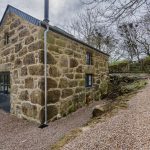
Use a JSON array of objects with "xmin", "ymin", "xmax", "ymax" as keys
[{"xmin": 109, "ymin": 60, "xmax": 129, "ymax": 73}]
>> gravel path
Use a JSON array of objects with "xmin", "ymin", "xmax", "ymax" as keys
[
  {"xmin": 63, "ymin": 81, "xmax": 150, "ymax": 150},
  {"xmin": 0, "ymin": 100, "xmax": 105, "ymax": 150}
]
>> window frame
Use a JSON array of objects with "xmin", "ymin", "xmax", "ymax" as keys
[
  {"xmin": 86, "ymin": 52, "xmax": 92, "ymax": 65},
  {"xmin": 85, "ymin": 74, "xmax": 93, "ymax": 87}
]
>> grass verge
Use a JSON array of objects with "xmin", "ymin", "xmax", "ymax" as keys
[
  {"xmin": 88, "ymin": 79, "xmax": 147, "ymax": 126},
  {"xmin": 51, "ymin": 128, "xmax": 82, "ymax": 150}
]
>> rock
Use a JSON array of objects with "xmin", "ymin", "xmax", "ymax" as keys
[
  {"xmin": 10, "ymin": 55, "xmax": 15, "ymax": 61},
  {"xmin": 1, "ymin": 48, "xmax": 12, "ymax": 56},
  {"xmin": 75, "ymin": 87, "xmax": 84, "ymax": 93},
  {"xmin": 59, "ymin": 55, "xmax": 69, "ymax": 67},
  {"xmin": 48, "ymin": 45, "xmax": 62, "ymax": 54},
  {"xmin": 22, "ymin": 102, "xmax": 37, "ymax": 119},
  {"xmin": 39, "ymin": 51, "xmax": 57, "ymax": 64},
  {"xmin": 25, "ymin": 77, "xmax": 34, "ymax": 89},
  {"xmin": 19, "ymin": 28, "xmax": 29, "ymax": 38},
  {"xmin": 38, "ymin": 78, "xmax": 57, "ymax": 90},
  {"xmin": 13, "ymin": 70, "xmax": 18, "ymax": 79},
  {"xmin": 78, "ymin": 80, "xmax": 85, "ymax": 86},
  {"xmin": 18, "ymin": 47, "xmax": 27, "ymax": 57},
  {"xmin": 11, "ymin": 36, "xmax": 18, "ymax": 44},
  {"xmin": 23, "ymin": 53, "xmax": 35, "ymax": 65},
  {"xmin": 47, "ymin": 34, "xmax": 55, "ymax": 44},
  {"xmin": 15, "ymin": 43, "xmax": 22, "ymax": 53},
  {"xmin": 21, "ymin": 66, "xmax": 27, "ymax": 76},
  {"xmin": 65, "ymin": 73, "xmax": 74, "ymax": 79},
  {"xmin": 59, "ymin": 78, "xmax": 68, "ymax": 88},
  {"xmin": 62, "ymin": 89, "xmax": 73, "ymax": 98},
  {"xmin": 25, "ymin": 36, "xmax": 34, "ymax": 45},
  {"xmin": 92, "ymin": 105, "xmax": 105, "ymax": 117},
  {"xmin": 19, "ymin": 90, "xmax": 29, "ymax": 101},
  {"xmin": 49, "ymin": 66, "xmax": 60, "ymax": 77},
  {"xmin": 56, "ymin": 39, "xmax": 66, "ymax": 47},
  {"xmin": 69, "ymin": 80, "xmax": 78, "ymax": 87},
  {"xmin": 75, "ymin": 74, "xmax": 82, "ymax": 79},
  {"xmin": 76, "ymin": 65, "xmax": 83, "ymax": 73},
  {"xmin": 28, "ymin": 65, "xmax": 44, "ymax": 76},
  {"xmin": 10, "ymin": 19, "xmax": 21, "ymax": 29},
  {"xmin": 60, "ymin": 99, "xmax": 74, "ymax": 117},
  {"xmin": 28, "ymin": 40, "xmax": 44, "ymax": 52},
  {"xmin": 47, "ymin": 90, "xmax": 61, "ymax": 103},
  {"xmin": 11, "ymin": 85, "xmax": 18, "ymax": 94},
  {"xmin": 39, "ymin": 105, "xmax": 58, "ymax": 123},
  {"xmin": 70, "ymin": 58, "xmax": 78, "ymax": 68},
  {"xmin": 65, "ymin": 49, "xmax": 73, "ymax": 55},
  {"xmin": 30, "ymin": 90, "xmax": 44, "ymax": 105},
  {"xmin": 72, "ymin": 93, "xmax": 85, "ymax": 109},
  {"xmin": 14, "ymin": 58, "xmax": 22, "ymax": 68}
]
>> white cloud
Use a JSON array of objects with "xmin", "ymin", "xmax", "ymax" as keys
[{"xmin": 0, "ymin": 0, "xmax": 82, "ymax": 26}]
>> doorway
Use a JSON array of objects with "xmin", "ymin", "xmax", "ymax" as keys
[{"xmin": 0, "ymin": 72, "xmax": 10, "ymax": 112}]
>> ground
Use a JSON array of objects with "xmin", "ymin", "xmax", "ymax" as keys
[
  {"xmin": 0, "ymin": 100, "xmax": 105, "ymax": 150},
  {"xmin": 63, "ymin": 80, "xmax": 150, "ymax": 150},
  {"xmin": 0, "ymin": 80, "xmax": 150, "ymax": 150}
]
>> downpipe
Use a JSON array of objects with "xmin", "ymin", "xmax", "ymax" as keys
[
  {"xmin": 39, "ymin": 24, "xmax": 49, "ymax": 128},
  {"xmin": 44, "ymin": 25, "xmax": 49, "ymax": 125}
]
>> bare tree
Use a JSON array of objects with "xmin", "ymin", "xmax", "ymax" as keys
[
  {"xmin": 136, "ymin": 13, "xmax": 150, "ymax": 56},
  {"xmin": 118, "ymin": 22, "xmax": 141, "ymax": 61},
  {"xmin": 81, "ymin": 0, "xmax": 150, "ymax": 23},
  {"xmin": 68, "ymin": 9, "xmax": 119, "ymax": 59}
]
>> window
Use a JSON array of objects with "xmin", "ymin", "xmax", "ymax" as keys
[
  {"xmin": 86, "ymin": 52, "xmax": 92, "ymax": 65},
  {"xmin": 4, "ymin": 33, "xmax": 10, "ymax": 45},
  {"xmin": 0, "ymin": 72, "xmax": 10, "ymax": 94},
  {"xmin": 85, "ymin": 74, "xmax": 93, "ymax": 87}
]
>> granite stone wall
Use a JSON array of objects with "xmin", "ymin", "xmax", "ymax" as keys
[
  {"xmin": 0, "ymin": 13, "xmax": 109, "ymax": 123},
  {"xmin": 43, "ymin": 30, "xmax": 109, "ymax": 122},
  {"xmin": 0, "ymin": 13, "xmax": 44, "ymax": 123}
]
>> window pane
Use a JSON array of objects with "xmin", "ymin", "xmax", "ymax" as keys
[
  {"xmin": 89, "ymin": 75, "xmax": 92, "ymax": 85},
  {"xmin": 85, "ymin": 74, "xmax": 93, "ymax": 87},
  {"xmin": 86, "ymin": 52, "xmax": 92, "ymax": 65}
]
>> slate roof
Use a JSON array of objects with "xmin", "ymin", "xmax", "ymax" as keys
[{"xmin": 0, "ymin": 5, "xmax": 109, "ymax": 56}]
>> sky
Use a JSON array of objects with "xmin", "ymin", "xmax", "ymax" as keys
[{"xmin": 0, "ymin": 0, "xmax": 82, "ymax": 26}]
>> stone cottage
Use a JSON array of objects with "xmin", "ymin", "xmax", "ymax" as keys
[{"xmin": 0, "ymin": 5, "xmax": 109, "ymax": 123}]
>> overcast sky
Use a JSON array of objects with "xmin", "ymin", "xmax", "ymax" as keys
[{"xmin": 0, "ymin": 0, "xmax": 82, "ymax": 26}]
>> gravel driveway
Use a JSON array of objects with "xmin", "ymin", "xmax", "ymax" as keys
[
  {"xmin": 63, "ymin": 81, "xmax": 150, "ymax": 150},
  {"xmin": 0, "ymin": 100, "xmax": 105, "ymax": 150}
]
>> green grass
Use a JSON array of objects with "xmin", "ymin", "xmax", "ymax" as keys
[
  {"xmin": 87, "ymin": 79, "xmax": 148, "ymax": 126},
  {"xmin": 51, "ymin": 129, "xmax": 82, "ymax": 150}
]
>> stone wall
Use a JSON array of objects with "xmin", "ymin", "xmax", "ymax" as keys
[
  {"xmin": 0, "ymin": 13, "xmax": 109, "ymax": 123},
  {"xmin": 0, "ymin": 13, "xmax": 44, "ymax": 123},
  {"xmin": 42, "ymin": 29, "xmax": 109, "ymax": 121}
]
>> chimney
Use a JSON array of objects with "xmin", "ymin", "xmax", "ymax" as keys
[{"xmin": 44, "ymin": 0, "xmax": 49, "ymax": 23}]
